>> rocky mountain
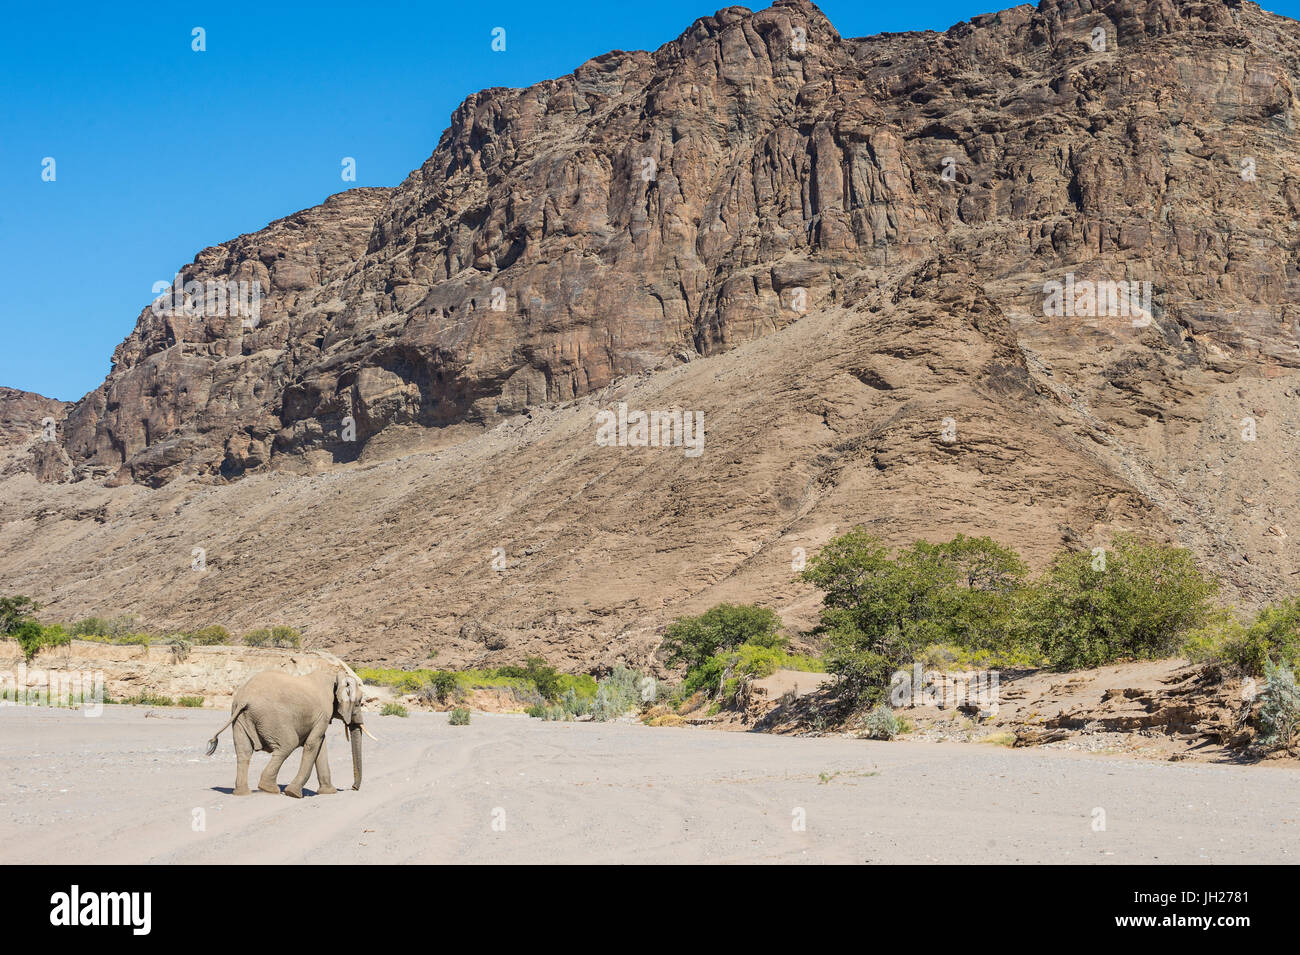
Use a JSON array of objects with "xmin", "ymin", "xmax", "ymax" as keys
[
  {"xmin": 4, "ymin": 0, "xmax": 1300, "ymax": 668},
  {"xmin": 0, "ymin": 388, "xmax": 68, "ymax": 447}
]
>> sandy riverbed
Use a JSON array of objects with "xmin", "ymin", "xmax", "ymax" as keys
[{"xmin": 2, "ymin": 705, "xmax": 1296, "ymax": 864}]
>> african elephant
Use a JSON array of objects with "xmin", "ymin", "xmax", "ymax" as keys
[{"xmin": 205, "ymin": 668, "xmax": 373, "ymax": 798}]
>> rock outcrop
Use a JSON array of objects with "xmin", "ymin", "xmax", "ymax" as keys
[
  {"xmin": 52, "ymin": 0, "xmax": 1300, "ymax": 490},
  {"xmin": 0, "ymin": 387, "xmax": 67, "ymax": 447}
]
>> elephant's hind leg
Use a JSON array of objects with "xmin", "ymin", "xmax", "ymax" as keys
[
  {"xmin": 314, "ymin": 742, "xmax": 338, "ymax": 795},
  {"xmin": 258, "ymin": 743, "xmax": 294, "ymax": 795},
  {"xmin": 233, "ymin": 722, "xmax": 255, "ymax": 796}
]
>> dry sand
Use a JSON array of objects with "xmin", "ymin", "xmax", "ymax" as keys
[{"xmin": 3, "ymin": 705, "xmax": 1297, "ymax": 864}]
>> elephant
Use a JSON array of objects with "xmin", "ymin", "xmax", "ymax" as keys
[{"xmin": 205, "ymin": 667, "xmax": 374, "ymax": 798}]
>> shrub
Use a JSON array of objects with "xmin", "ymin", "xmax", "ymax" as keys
[
  {"xmin": 448, "ymin": 707, "xmax": 471, "ymax": 725},
  {"xmin": 526, "ymin": 685, "xmax": 597, "ymax": 721},
  {"xmin": 380, "ymin": 702, "xmax": 409, "ymax": 717},
  {"xmin": 1186, "ymin": 598, "xmax": 1300, "ymax": 677},
  {"xmin": 242, "ymin": 626, "xmax": 301, "ymax": 648},
  {"xmin": 555, "ymin": 673, "xmax": 598, "ymax": 698},
  {"xmin": 123, "ymin": 692, "xmax": 174, "ymax": 706},
  {"xmin": 428, "ymin": 670, "xmax": 459, "ymax": 703},
  {"xmin": 912, "ymin": 641, "xmax": 1046, "ymax": 671},
  {"xmin": 177, "ymin": 696, "xmax": 204, "ymax": 707},
  {"xmin": 591, "ymin": 666, "xmax": 644, "ymax": 721},
  {"xmin": 522, "ymin": 657, "xmax": 560, "ymax": 701},
  {"xmin": 662, "ymin": 604, "xmax": 783, "ymax": 672},
  {"xmin": 558, "ymin": 687, "xmax": 590, "ymax": 717},
  {"xmin": 12, "ymin": 622, "xmax": 70, "ymax": 661},
  {"xmin": 863, "ymin": 704, "xmax": 902, "ymax": 740},
  {"xmin": 0, "ymin": 596, "xmax": 39, "ymax": 635},
  {"xmin": 1257, "ymin": 660, "xmax": 1300, "ymax": 752},
  {"xmin": 821, "ymin": 638, "xmax": 896, "ymax": 711},
  {"xmin": 269, "ymin": 626, "xmax": 301, "ymax": 648},
  {"xmin": 69, "ymin": 615, "xmax": 140, "ymax": 639},
  {"xmin": 1022, "ymin": 536, "xmax": 1218, "ymax": 670},
  {"xmin": 681, "ymin": 642, "xmax": 824, "ymax": 701},
  {"xmin": 188, "ymin": 625, "xmax": 232, "ymax": 646}
]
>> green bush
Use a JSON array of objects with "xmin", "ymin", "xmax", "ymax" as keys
[
  {"xmin": 522, "ymin": 657, "xmax": 560, "ymax": 701},
  {"xmin": 243, "ymin": 626, "xmax": 301, "ymax": 649},
  {"xmin": 177, "ymin": 696, "xmax": 204, "ymax": 707},
  {"xmin": 380, "ymin": 702, "xmax": 409, "ymax": 717},
  {"xmin": 123, "ymin": 692, "xmax": 174, "ymax": 706},
  {"xmin": 591, "ymin": 666, "xmax": 645, "ymax": 721},
  {"xmin": 77, "ymin": 631, "xmax": 151, "ymax": 646},
  {"xmin": 428, "ymin": 671, "xmax": 459, "ymax": 703},
  {"xmin": 556, "ymin": 673, "xmax": 598, "ymax": 698},
  {"xmin": 271, "ymin": 626, "xmax": 302, "ymax": 648},
  {"xmin": 12, "ymin": 622, "xmax": 70, "ymax": 661},
  {"xmin": 188, "ymin": 625, "xmax": 232, "ymax": 646},
  {"xmin": 863, "ymin": 704, "xmax": 902, "ymax": 740},
  {"xmin": 526, "ymin": 684, "xmax": 599, "ymax": 721},
  {"xmin": 1257, "ymin": 661, "xmax": 1300, "ymax": 752},
  {"xmin": 69, "ymin": 615, "xmax": 141, "ymax": 639},
  {"xmin": 1186, "ymin": 598, "xmax": 1300, "ymax": 677},
  {"xmin": 912, "ymin": 642, "xmax": 1046, "ymax": 671},
  {"xmin": 1022, "ymin": 536, "xmax": 1217, "ymax": 670},
  {"xmin": 449, "ymin": 707, "xmax": 471, "ymax": 725},
  {"xmin": 0, "ymin": 596, "xmax": 38, "ymax": 635},
  {"xmin": 681, "ymin": 642, "xmax": 824, "ymax": 701},
  {"xmin": 361, "ymin": 665, "xmax": 595, "ymax": 706},
  {"xmin": 662, "ymin": 604, "xmax": 783, "ymax": 672}
]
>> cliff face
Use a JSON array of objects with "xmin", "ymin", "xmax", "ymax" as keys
[
  {"xmin": 56, "ymin": 0, "xmax": 1298, "ymax": 488},
  {"xmin": 0, "ymin": 388, "xmax": 68, "ymax": 447},
  {"xmin": 5, "ymin": 0, "xmax": 1300, "ymax": 665}
]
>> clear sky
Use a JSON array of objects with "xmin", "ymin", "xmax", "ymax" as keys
[{"xmin": 3, "ymin": 0, "xmax": 1297, "ymax": 401}]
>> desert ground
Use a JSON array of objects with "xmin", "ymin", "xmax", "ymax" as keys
[{"xmin": 2, "ymin": 705, "xmax": 1296, "ymax": 864}]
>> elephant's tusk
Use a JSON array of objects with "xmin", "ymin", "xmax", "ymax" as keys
[{"xmin": 361, "ymin": 725, "xmax": 379, "ymax": 742}]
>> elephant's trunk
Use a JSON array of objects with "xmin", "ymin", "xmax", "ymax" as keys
[{"xmin": 350, "ymin": 723, "xmax": 363, "ymax": 790}]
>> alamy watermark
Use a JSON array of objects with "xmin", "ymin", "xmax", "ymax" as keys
[
  {"xmin": 0, "ymin": 665, "xmax": 104, "ymax": 715},
  {"xmin": 595, "ymin": 403, "xmax": 704, "ymax": 457},
  {"xmin": 889, "ymin": 662, "xmax": 1000, "ymax": 709},
  {"xmin": 151, "ymin": 273, "xmax": 263, "ymax": 328},
  {"xmin": 1042, "ymin": 272, "xmax": 1153, "ymax": 327}
]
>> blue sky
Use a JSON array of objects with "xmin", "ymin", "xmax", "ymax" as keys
[{"xmin": 3, "ymin": 0, "xmax": 1297, "ymax": 401}]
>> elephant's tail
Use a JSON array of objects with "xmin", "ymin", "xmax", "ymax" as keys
[{"xmin": 205, "ymin": 703, "xmax": 248, "ymax": 756}]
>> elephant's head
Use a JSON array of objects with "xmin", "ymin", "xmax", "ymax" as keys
[{"xmin": 333, "ymin": 672, "xmax": 366, "ymax": 790}]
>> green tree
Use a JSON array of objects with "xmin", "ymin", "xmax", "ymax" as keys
[
  {"xmin": 799, "ymin": 531, "xmax": 1028, "ymax": 660},
  {"xmin": 0, "ymin": 596, "xmax": 38, "ymax": 635},
  {"xmin": 523, "ymin": 656, "xmax": 562, "ymax": 701},
  {"xmin": 799, "ymin": 531, "xmax": 1033, "ymax": 707},
  {"xmin": 661, "ymin": 603, "xmax": 783, "ymax": 671},
  {"xmin": 12, "ymin": 621, "xmax": 70, "ymax": 661},
  {"xmin": 1022, "ymin": 536, "xmax": 1217, "ymax": 670}
]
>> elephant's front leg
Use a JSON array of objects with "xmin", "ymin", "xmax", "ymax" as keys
[
  {"xmin": 283, "ymin": 722, "xmax": 328, "ymax": 798},
  {"xmin": 314, "ymin": 740, "xmax": 338, "ymax": 795}
]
